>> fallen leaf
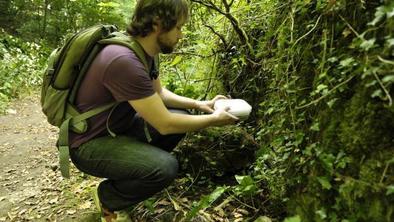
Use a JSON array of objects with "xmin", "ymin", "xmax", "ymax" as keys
[
  {"xmin": 18, "ymin": 208, "xmax": 27, "ymax": 216},
  {"xmin": 48, "ymin": 196, "xmax": 59, "ymax": 205},
  {"xmin": 154, "ymin": 208, "xmax": 165, "ymax": 214},
  {"xmin": 234, "ymin": 212, "xmax": 243, "ymax": 218},
  {"xmin": 169, "ymin": 198, "xmax": 181, "ymax": 211},
  {"xmin": 7, "ymin": 212, "xmax": 14, "ymax": 220},
  {"xmin": 157, "ymin": 199, "xmax": 171, "ymax": 206},
  {"xmin": 78, "ymin": 201, "xmax": 92, "ymax": 210},
  {"xmin": 67, "ymin": 209, "xmax": 76, "ymax": 215},
  {"xmin": 236, "ymin": 208, "xmax": 249, "ymax": 215}
]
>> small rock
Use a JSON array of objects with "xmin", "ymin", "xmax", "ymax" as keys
[{"xmin": 6, "ymin": 109, "xmax": 17, "ymax": 115}]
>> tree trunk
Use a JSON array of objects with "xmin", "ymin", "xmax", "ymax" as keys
[
  {"xmin": 0, "ymin": 0, "xmax": 11, "ymax": 29},
  {"xmin": 42, "ymin": 0, "xmax": 48, "ymax": 37}
]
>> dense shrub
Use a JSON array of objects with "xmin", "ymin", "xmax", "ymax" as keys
[{"xmin": 0, "ymin": 31, "xmax": 48, "ymax": 112}]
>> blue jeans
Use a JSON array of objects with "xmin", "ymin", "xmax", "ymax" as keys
[{"xmin": 69, "ymin": 110, "xmax": 186, "ymax": 211}]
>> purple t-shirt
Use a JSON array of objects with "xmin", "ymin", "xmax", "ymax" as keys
[{"xmin": 69, "ymin": 45, "xmax": 156, "ymax": 148}]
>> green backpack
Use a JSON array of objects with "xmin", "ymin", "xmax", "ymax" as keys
[{"xmin": 41, "ymin": 24, "xmax": 157, "ymax": 178}]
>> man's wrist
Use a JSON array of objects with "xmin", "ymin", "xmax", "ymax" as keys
[{"xmin": 192, "ymin": 100, "xmax": 200, "ymax": 110}]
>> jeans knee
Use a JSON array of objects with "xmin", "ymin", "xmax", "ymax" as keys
[{"xmin": 157, "ymin": 155, "xmax": 178, "ymax": 184}]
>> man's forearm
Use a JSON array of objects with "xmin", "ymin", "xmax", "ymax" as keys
[
  {"xmin": 159, "ymin": 87, "xmax": 197, "ymax": 109},
  {"xmin": 129, "ymin": 93, "xmax": 237, "ymax": 135},
  {"xmin": 159, "ymin": 112, "xmax": 217, "ymax": 135}
]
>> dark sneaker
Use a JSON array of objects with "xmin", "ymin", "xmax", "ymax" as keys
[{"xmin": 92, "ymin": 186, "xmax": 132, "ymax": 222}]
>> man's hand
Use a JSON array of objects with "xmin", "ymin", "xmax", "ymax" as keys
[
  {"xmin": 195, "ymin": 95, "xmax": 228, "ymax": 113},
  {"xmin": 211, "ymin": 106, "xmax": 239, "ymax": 126}
]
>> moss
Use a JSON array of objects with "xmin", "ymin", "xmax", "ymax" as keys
[
  {"xmin": 359, "ymin": 156, "xmax": 384, "ymax": 183},
  {"xmin": 339, "ymin": 84, "xmax": 394, "ymax": 155}
]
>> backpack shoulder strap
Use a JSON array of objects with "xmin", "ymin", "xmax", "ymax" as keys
[
  {"xmin": 58, "ymin": 101, "xmax": 117, "ymax": 178},
  {"xmin": 98, "ymin": 33, "xmax": 151, "ymax": 72}
]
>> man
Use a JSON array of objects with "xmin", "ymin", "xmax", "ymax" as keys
[{"xmin": 68, "ymin": 0, "xmax": 238, "ymax": 221}]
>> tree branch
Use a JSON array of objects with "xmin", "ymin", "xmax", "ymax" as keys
[
  {"xmin": 191, "ymin": 0, "xmax": 253, "ymax": 53},
  {"xmin": 204, "ymin": 24, "xmax": 228, "ymax": 49},
  {"xmin": 172, "ymin": 51, "xmax": 217, "ymax": 58},
  {"xmin": 222, "ymin": 0, "xmax": 230, "ymax": 12}
]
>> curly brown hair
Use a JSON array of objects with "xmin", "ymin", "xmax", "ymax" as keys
[{"xmin": 127, "ymin": 0, "xmax": 189, "ymax": 37}]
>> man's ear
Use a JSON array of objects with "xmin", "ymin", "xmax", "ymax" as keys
[{"xmin": 152, "ymin": 16, "xmax": 162, "ymax": 33}]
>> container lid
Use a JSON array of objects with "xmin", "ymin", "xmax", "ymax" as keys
[{"xmin": 214, "ymin": 99, "xmax": 252, "ymax": 119}]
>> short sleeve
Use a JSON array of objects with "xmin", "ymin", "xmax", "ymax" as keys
[{"xmin": 103, "ymin": 51, "xmax": 155, "ymax": 101}]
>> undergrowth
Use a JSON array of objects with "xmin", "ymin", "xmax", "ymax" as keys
[
  {"xmin": 175, "ymin": 0, "xmax": 394, "ymax": 221},
  {"xmin": 0, "ymin": 30, "xmax": 48, "ymax": 113}
]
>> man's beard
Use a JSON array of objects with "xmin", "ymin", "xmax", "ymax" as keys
[{"xmin": 157, "ymin": 35, "xmax": 175, "ymax": 54}]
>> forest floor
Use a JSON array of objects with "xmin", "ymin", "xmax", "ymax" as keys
[
  {"xmin": 0, "ymin": 94, "xmax": 101, "ymax": 222},
  {"xmin": 0, "ymin": 95, "xmax": 258, "ymax": 222},
  {"xmin": 0, "ymin": 93, "xmax": 261, "ymax": 222}
]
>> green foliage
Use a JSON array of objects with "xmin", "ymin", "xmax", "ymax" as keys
[
  {"xmin": 234, "ymin": 175, "xmax": 257, "ymax": 196},
  {"xmin": 180, "ymin": 0, "xmax": 394, "ymax": 221},
  {"xmin": 284, "ymin": 215, "xmax": 301, "ymax": 222},
  {"xmin": 0, "ymin": 0, "xmax": 132, "ymax": 46},
  {"xmin": 0, "ymin": 0, "xmax": 134, "ymax": 111},
  {"xmin": 0, "ymin": 31, "xmax": 49, "ymax": 112},
  {"xmin": 186, "ymin": 186, "xmax": 227, "ymax": 220}
]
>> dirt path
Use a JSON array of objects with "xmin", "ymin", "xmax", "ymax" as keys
[
  {"xmin": 0, "ymin": 94, "xmax": 99, "ymax": 222},
  {"xmin": 0, "ymin": 94, "xmax": 256, "ymax": 222}
]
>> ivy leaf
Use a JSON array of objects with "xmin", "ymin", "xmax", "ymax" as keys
[
  {"xmin": 319, "ymin": 153, "xmax": 335, "ymax": 173},
  {"xmin": 387, "ymin": 157, "xmax": 394, "ymax": 164},
  {"xmin": 316, "ymin": 84, "xmax": 328, "ymax": 92},
  {"xmin": 316, "ymin": 208, "xmax": 327, "ymax": 219},
  {"xmin": 371, "ymin": 89, "xmax": 383, "ymax": 98},
  {"xmin": 235, "ymin": 175, "xmax": 257, "ymax": 196},
  {"xmin": 310, "ymin": 122, "xmax": 320, "ymax": 131},
  {"xmin": 387, "ymin": 38, "xmax": 394, "ymax": 48},
  {"xmin": 386, "ymin": 185, "xmax": 394, "ymax": 196},
  {"xmin": 143, "ymin": 198, "xmax": 155, "ymax": 213},
  {"xmin": 365, "ymin": 80, "xmax": 377, "ymax": 88},
  {"xmin": 170, "ymin": 56, "xmax": 182, "ymax": 66},
  {"xmin": 382, "ymin": 75, "xmax": 394, "ymax": 84},
  {"xmin": 327, "ymin": 57, "xmax": 338, "ymax": 63},
  {"xmin": 327, "ymin": 98, "xmax": 338, "ymax": 108},
  {"xmin": 317, "ymin": 176, "xmax": 332, "ymax": 190},
  {"xmin": 339, "ymin": 57, "xmax": 355, "ymax": 68},
  {"xmin": 284, "ymin": 215, "xmax": 301, "ymax": 222},
  {"xmin": 265, "ymin": 107, "xmax": 275, "ymax": 115},
  {"xmin": 360, "ymin": 38, "xmax": 376, "ymax": 51},
  {"xmin": 186, "ymin": 186, "xmax": 227, "ymax": 219},
  {"xmin": 368, "ymin": 6, "xmax": 386, "ymax": 26},
  {"xmin": 294, "ymin": 132, "xmax": 305, "ymax": 146},
  {"xmin": 388, "ymin": 7, "xmax": 394, "ymax": 18}
]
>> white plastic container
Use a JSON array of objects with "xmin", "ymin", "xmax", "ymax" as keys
[{"xmin": 214, "ymin": 99, "xmax": 252, "ymax": 120}]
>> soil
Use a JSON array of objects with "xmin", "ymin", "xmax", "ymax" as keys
[{"xmin": 0, "ymin": 94, "xmax": 99, "ymax": 222}]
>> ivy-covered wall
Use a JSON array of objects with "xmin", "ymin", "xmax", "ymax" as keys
[
  {"xmin": 182, "ymin": 0, "xmax": 394, "ymax": 221},
  {"xmin": 239, "ymin": 0, "xmax": 393, "ymax": 221}
]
